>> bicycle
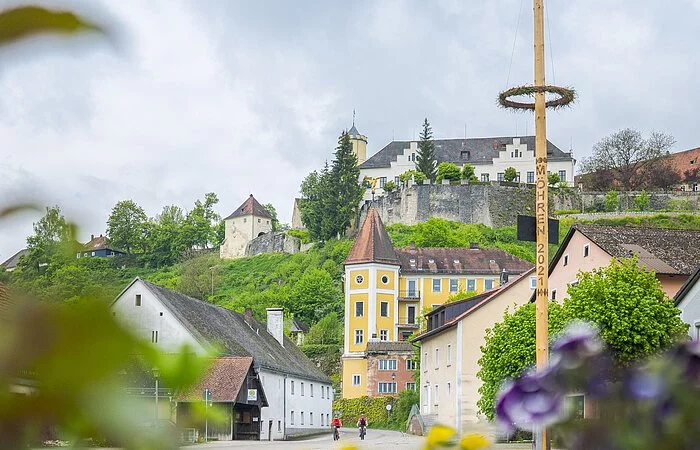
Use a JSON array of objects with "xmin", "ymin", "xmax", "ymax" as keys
[
  {"xmin": 358, "ymin": 425, "xmax": 366, "ymax": 440},
  {"xmin": 333, "ymin": 426, "xmax": 341, "ymax": 441}
]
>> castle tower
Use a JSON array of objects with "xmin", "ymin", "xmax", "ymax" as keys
[
  {"xmin": 219, "ymin": 194, "xmax": 273, "ymax": 259},
  {"xmin": 342, "ymin": 207, "xmax": 400, "ymax": 398},
  {"xmin": 348, "ymin": 119, "xmax": 368, "ymax": 165}
]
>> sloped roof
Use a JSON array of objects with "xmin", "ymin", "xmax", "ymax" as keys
[
  {"xmin": 82, "ymin": 235, "xmax": 125, "ymax": 253},
  {"xmin": 348, "ymin": 124, "xmax": 361, "ymax": 136},
  {"xmin": 395, "ymin": 245, "xmax": 533, "ymax": 275},
  {"xmin": 1, "ymin": 248, "xmax": 28, "ymax": 270},
  {"xmin": 346, "ymin": 208, "xmax": 400, "ymax": 265},
  {"xmin": 365, "ymin": 341, "xmax": 413, "ymax": 354},
  {"xmin": 359, "ymin": 136, "xmax": 570, "ymax": 169},
  {"xmin": 177, "ymin": 357, "xmax": 266, "ymax": 404},
  {"xmin": 136, "ymin": 279, "xmax": 330, "ymax": 383},
  {"xmin": 224, "ymin": 195, "xmax": 272, "ymax": 220},
  {"xmin": 663, "ymin": 147, "xmax": 700, "ymax": 181},
  {"xmin": 290, "ymin": 318, "xmax": 309, "ymax": 333},
  {"xmin": 571, "ymin": 225, "xmax": 700, "ymax": 275}
]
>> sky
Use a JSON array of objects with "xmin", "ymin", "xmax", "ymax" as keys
[{"xmin": 1, "ymin": 0, "xmax": 699, "ymax": 261}]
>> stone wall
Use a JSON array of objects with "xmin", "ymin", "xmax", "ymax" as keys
[
  {"xmin": 245, "ymin": 231, "xmax": 302, "ymax": 257},
  {"xmin": 579, "ymin": 190, "xmax": 700, "ymax": 212},
  {"xmin": 362, "ymin": 181, "xmax": 579, "ymax": 228}
]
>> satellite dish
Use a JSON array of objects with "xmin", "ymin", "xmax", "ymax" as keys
[{"xmin": 386, "ymin": 404, "xmax": 392, "ymax": 411}]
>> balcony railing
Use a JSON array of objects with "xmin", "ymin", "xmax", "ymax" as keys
[
  {"xmin": 398, "ymin": 290, "xmax": 421, "ymax": 300},
  {"xmin": 397, "ymin": 316, "xmax": 419, "ymax": 327}
]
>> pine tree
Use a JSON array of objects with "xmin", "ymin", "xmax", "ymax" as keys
[
  {"xmin": 327, "ymin": 132, "xmax": 363, "ymax": 238},
  {"xmin": 415, "ymin": 118, "xmax": 437, "ymax": 181}
]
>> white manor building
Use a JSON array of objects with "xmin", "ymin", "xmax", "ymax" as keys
[{"xmin": 352, "ymin": 129, "xmax": 575, "ymax": 200}]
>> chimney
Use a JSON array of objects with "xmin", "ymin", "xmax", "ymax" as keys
[
  {"xmin": 500, "ymin": 268, "xmax": 509, "ymax": 285},
  {"xmin": 244, "ymin": 307, "xmax": 253, "ymax": 324},
  {"xmin": 91, "ymin": 234, "xmax": 94, "ymax": 240},
  {"xmin": 409, "ymin": 241, "xmax": 417, "ymax": 254},
  {"xmin": 266, "ymin": 308, "xmax": 284, "ymax": 347},
  {"xmin": 469, "ymin": 242, "xmax": 479, "ymax": 249}
]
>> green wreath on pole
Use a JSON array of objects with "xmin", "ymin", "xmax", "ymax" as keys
[{"xmin": 498, "ymin": 85, "xmax": 576, "ymax": 110}]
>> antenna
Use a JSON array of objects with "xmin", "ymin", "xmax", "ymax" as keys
[
  {"xmin": 392, "ymin": 129, "xmax": 395, "ymax": 141},
  {"xmin": 352, "ymin": 109, "xmax": 356, "ymax": 127},
  {"xmin": 464, "ymin": 123, "xmax": 467, "ymax": 139}
]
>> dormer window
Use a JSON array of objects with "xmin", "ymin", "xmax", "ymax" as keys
[{"xmin": 460, "ymin": 150, "xmax": 470, "ymax": 160}]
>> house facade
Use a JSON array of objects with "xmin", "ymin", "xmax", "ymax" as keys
[
  {"xmin": 220, "ymin": 195, "xmax": 273, "ymax": 259},
  {"xmin": 341, "ymin": 208, "xmax": 533, "ymax": 398},
  {"xmin": 76, "ymin": 234, "xmax": 126, "ymax": 258},
  {"xmin": 413, "ymin": 270, "xmax": 535, "ymax": 433},
  {"xmin": 674, "ymin": 266, "xmax": 700, "ymax": 339},
  {"xmin": 548, "ymin": 225, "xmax": 700, "ymax": 301},
  {"xmin": 111, "ymin": 279, "xmax": 332, "ymax": 440},
  {"xmin": 358, "ymin": 135, "xmax": 575, "ymax": 200}
]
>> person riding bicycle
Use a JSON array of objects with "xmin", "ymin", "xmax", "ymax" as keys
[
  {"xmin": 357, "ymin": 413, "xmax": 368, "ymax": 439},
  {"xmin": 331, "ymin": 415, "xmax": 343, "ymax": 440}
]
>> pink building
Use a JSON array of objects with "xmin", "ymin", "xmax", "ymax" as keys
[{"xmin": 548, "ymin": 225, "xmax": 700, "ymax": 301}]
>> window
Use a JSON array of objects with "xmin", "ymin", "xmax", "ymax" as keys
[
  {"xmin": 327, "ymin": 386, "xmax": 330, "ymax": 398},
  {"xmin": 551, "ymin": 289, "xmax": 557, "ymax": 301},
  {"xmin": 379, "ymin": 177, "xmax": 387, "ymax": 188},
  {"xmin": 447, "ymin": 344, "xmax": 452, "ymax": 366},
  {"xmin": 151, "ymin": 330, "xmax": 158, "ymax": 343},
  {"xmin": 497, "ymin": 172, "xmax": 504, "ymax": 181},
  {"xmin": 354, "ymin": 329, "xmax": 364, "ymax": 344},
  {"xmin": 355, "ymin": 301, "xmax": 364, "ymax": 317},
  {"xmin": 310, "ymin": 383, "xmax": 314, "ymax": 397},
  {"xmin": 378, "ymin": 359, "xmax": 397, "ymax": 371},
  {"xmin": 381, "ymin": 275, "xmax": 389, "ymax": 284},
  {"xmin": 563, "ymin": 254, "xmax": 569, "ymax": 266},
  {"xmin": 380, "ymin": 302, "xmax": 389, "ymax": 317},
  {"xmin": 583, "ymin": 244, "xmax": 590, "ymax": 257},
  {"xmin": 301, "ymin": 412, "xmax": 304, "ymax": 425},
  {"xmin": 135, "ymin": 294, "xmax": 142, "ymax": 306},
  {"xmin": 290, "ymin": 411, "xmax": 295, "ymax": 425},
  {"xmin": 278, "ymin": 420, "xmax": 281, "ymax": 431},
  {"xmin": 394, "ymin": 176, "xmax": 400, "ymax": 184},
  {"xmin": 321, "ymin": 415, "xmax": 324, "ymax": 426},
  {"xmin": 378, "ymin": 329, "xmax": 387, "ymax": 341},
  {"xmin": 378, "ymin": 382, "xmax": 397, "ymax": 394},
  {"xmin": 449, "ymin": 279, "xmax": 459, "ymax": 293},
  {"xmin": 423, "ymin": 386, "xmax": 428, "ymax": 406},
  {"xmin": 301, "ymin": 382, "xmax": 304, "ymax": 396},
  {"xmin": 310, "ymin": 412, "xmax": 313, "ymax": 425},
  {"xmin": 432, "ymin": 279, "xmax": 441, "ymax": 293},
  {"xmin": 434, "ymin": 385, "xmax": 439, "ymax": 405},
  {"xmin": 291, "ymin": 380, "xmax": 295, "ymax": 395},
  {"xmin": 321, "ymin": 385, "xmax": 324, "ymax": 399},
  {"xmin": 530, "ymin": 276, "xmax": 537, "ymax": 289},
  {"xmin": 516, "ymin": 172, "xmax": 521, "ymax": 182},
  {"xmin": 91, "ymin": 251, "xmax": 95, "ymax": 256},
  {"xmin": 466, "ymin": 279, "xmax": 476, "ymax": 292},
  {"xmin": 423, "ymin": 352, "xmax": 428, "ymax": 372},
  {"xmin": 243, "ymin": 218, "xmax": 247, "ymax": 223},
  {"xmin": 435, "ymin": 348, "xmax": 439, "ymax": 369},
  {"xmin": 406, "ymin": 359, "xmax": 417, "ymax": 370},
  {"xmin": 484, "ymin": 279, "xmax": 494, "ymax": 290},
  {"xmin": 267, "ymin": 220, "xmax": 270, "ymax": 224},
  {"xmin": 695, "ymin": 323, "xmax": 700, "ymax": 340},
  {"xmin": 559, "ymin": 170, "xmax": 566, "ymax": 182},
  {"xmin": 258, "ymin": 218, "xmax": 261, "ymax": 223},
  {"xmin": 406, "ymin": 382, "xmax": 416, "ymax": 390},
  {"xmin": 527, "ymin": 171, "xmax": 535, "ymax": 183},
  {"xmin": 570, "ymin": 280, "xmax": 579, "ymax": 288},
  {"xmin": 481, "ymin": 173, "xmax": 489, "ymax": 182},
  {"xmin": 352, "ymin": 375, "xmax": 361, "ymax": 386},
  {"xmin": 355, "ymin": 275, "xmax": 364, "ymax": 284},
  {"xmin": 568, "ymin": 394, "xmax": 585, "ymax": 420},
  {"xmin": 447, "ymin": 382, "xmax": 451, "ymax": 397},
  {"xmin": 461, "ymin": 150, "xmax": 470, "ymax": 159}
]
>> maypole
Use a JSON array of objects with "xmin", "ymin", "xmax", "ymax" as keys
[{"xmin": 498, "ymin": 1, "xmax": 575, "ymax": 448}]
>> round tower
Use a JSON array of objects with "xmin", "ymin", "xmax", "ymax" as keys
[{"xmin": 348, "ymin": 122, "xmax": 368, "ymax": 165}]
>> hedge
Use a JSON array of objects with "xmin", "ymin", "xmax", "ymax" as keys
[{"xmin": 332, "ymin": 396, "xmax": 395, "ymax": 426}]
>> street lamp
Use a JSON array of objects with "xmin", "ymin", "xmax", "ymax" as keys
[
  {"xmin": 153, "ymin": 367, "xmax": 160, "ymax": 426},
  {"xmin": 209, "ymin": 266, "xmax": 216, "ymax": 297}
]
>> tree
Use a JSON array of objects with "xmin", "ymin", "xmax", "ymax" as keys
[
  {"xmin": 183, "ymin": 193, "xmax": 220, "ymax": 249},
  {"xmin": 415, "ymin": 118, "xmax": 437, "ymax": 181},
  {"xmin": 581, "ymin": 129, "xmax": 675, "ymax": 191},
  {"xmin": 143, "ymin": 205, "xmax": 188, "ymax": 267},
  {"xmin": 639, "ymin": 158, "xmax": 680, "ymax": 190},
  {"xmin": 461, "ymin": 164, "xmax": 478, "ymax": 182},
  {"xmin": 107, "ymin": 200, "xmax": 148, "ymax": 254},
  {"xmin": 684, "ymin": 167, "xmax": 700, "ymax": 183},
  {"xmin": 547, "ymin": 172, "xmax": 561, "ymax": 187},
  {"xmin": 634, "ymin": 190, "xmax": 650, "ymax": 211},
  {"xmin": 299, "ymin": 168, "xmax": 326, "ymax": 240},
  {"xmin": 503, "ymin": 167, "xmax": 518, "ymax": 182},
  {"xmin": 305, "ymin": 312, "xmax": 342, "ymax": 345},
  {"xmin": 382, "ymin": 180, "xmax": 398, "ymax": 193},
  {"xmin": 435, "ymin": 162, "xmax": 461, "ymax": 183},
  {"xmin": 399, "ymin": 169, "xmax": 426, "ymax": 184},
  {"xmin": 604, "ymin": 190, "xmax": 620, "ymax": 212},
  {"xmin": 287, "ymin": 268, "xmax": 341, "ymax": 324},
  {"xmin": 477, "ymin": 302, "xmax": 568, "ymax": 420},
  {"xmin": 263, "ymin": 203, "xmax": 280, "ymax": 231},
  {"xmin": 327, "ymin": 132, "xmax": 364, "ymax": 239},
  {"xmin": 563, "ymin": 257, "xmax": 687, "ymax": 366},
  {"xmin": 22, "ymin": 206, "xmax": 74, "ymax": 271}
]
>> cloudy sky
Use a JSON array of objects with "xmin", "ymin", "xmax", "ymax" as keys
[{"xmin": 1, "ymin": 0, "xmax": 699, "ymax": 261}]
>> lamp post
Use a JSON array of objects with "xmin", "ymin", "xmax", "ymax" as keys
[
  {"xmin": 153, "ymin": 368, "xmax": 160, "ymax": 426},
  {"xmin": 209, "ymin": 266, "xmax": 215, "ymax": 297}
]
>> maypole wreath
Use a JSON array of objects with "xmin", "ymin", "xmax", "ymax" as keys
[{"xmin": 498, "ymin": 85, "xmax": 576, "ymax": 110}]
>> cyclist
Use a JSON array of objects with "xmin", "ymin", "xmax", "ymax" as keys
[
  {"xmin": 357, "ymin": 413, "xmax": 368, "ymax": 440},
  {"xmin": 331, "ymin": 415, "xmax": 343, "ymax": 441}
]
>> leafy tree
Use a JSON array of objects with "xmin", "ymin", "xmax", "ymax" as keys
[
  {"xmin": 461, "ymin": 164, "xmax": 478, "ymax": 182},
  {"xmin": 639, "ymin": 158, "xmax": 681, "ymax": 190},
  {"xmin": 142, "ymin": 205, "xmax": 188, "ymax": 267},
  {"xmin": 21, "ymin": 206, "xmax": 75, "ymax": 272},
  {"xmin": 415, "ymin": 118, "xmax": 437, "ymax": 181},
  {"xmin": 327, "ymin": 132, "xmax": 364, "ymax": 239},
  {"xmin": 477, "ymin": 302, "xmax": 568, "ymax": 419},
  {"xmin": 183, "ymin": 193, "xmax": 220, "ymax": 249},
  {"xmin": 604, "ymin": 190, "xmax": 620, "ymax": 212},
  {"xmin": 684, "ymin": 167, "xmax": 700, "ymax": 183},
  {"xmin": 581, "ymin": 129, "xmax": 675, "ymax": 191},
  {"xmin": 299, "ymin": 168, "xmax": 326, "ymax": 240},
  {"xmin": 382, "ymin": 180, "xmax": 398, "ymax": 193},
  {"xmin": 548, "ymin": 172, "xmax": 561, "ymax": 186},
  {"xmin": 563, "ymin": 257, "xmax": 687, "ymax": 366},
  {"xmin": 399, "ymin": 170, "xmax": 427, "ymax": 184},
  {"xmin": 107, "ymin": 200, "xmax": 149, "ymax": 254},
  {"xmin": 287, "ymin": 268, "xmax": 341, "ymax": 324},
  {"xmin": 503, "ymin": 167, "xmax": 518, "ymax": 182},
  {"xmin": 435, "ymin": 162, "xmax": 461, "ymax": 183},
  {"xmin": 263, "ymin": 203, "xmax": 280, "ymax": 231},
  {"xmin": 410, "ymin": 218, "xmax": 463, "ymax": 247},
  {"xmin": 305, "ymin": 312, "xmax": 342, "ymax": 345},
  {"xmin": 634, "ymin": 190, "xmax": 651, "ymax": 211},
  {"xmin": 176, "ymin": 253, "xmax": 221, "ymax": 300}
]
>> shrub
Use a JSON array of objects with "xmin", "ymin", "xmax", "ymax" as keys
[
  {"xmin": 604, "ymin": 190, "xmax": 620, "ymax": 212},
  {"xmin": 460, "ymin": 164, "xmax": 478, "ymax": 182},
  {"xmin": 435, "ymin": 163, "xmax": 462, "ymax": 183},
  {"xmin": 333, "ymin": 396, "xmax": 396, "ymax": 428},
  {"xmin": 554, "ymin": 209, "xmax": 582, "ymax": 216},
  {"xmin": 399, "ymin": 170, "xmax": 426, "ymax": 184},
  {"xmin": 503, "ymin": 167, "xmax": 518, "ymax": 182},
  {"xmin": 548, "ymin": 172, "xmax": 561, "ymax": 186},
  {"xmin": 382, "ymin": 180, "xmax": 398, "ymax": 193},
  {"xmin": 667, "ymin": 199, "xmax": 692, "ymax": 211},
  {"xmin": 634, "ymin": 190, "xmax": 650, "ymax": 211}
]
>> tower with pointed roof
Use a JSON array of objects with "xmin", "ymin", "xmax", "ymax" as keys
[
  {"xmin": 220, "ymin": 194, "xmax": 273, "ymax": 259},
  {"xmin": 348, "ymin": 112, "xmax": 368, "ymax": 165}
]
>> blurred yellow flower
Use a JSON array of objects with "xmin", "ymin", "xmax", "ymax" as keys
[
  {"xmin": 424, "ymin": 424, "xmax": 457, "ymax": 449},
  {"xmin": 340, "ymin": 445, "xmax": 359, "ymax": 450},
  {"xmin": 459, "ymin": 433, "xmax": 490, "ymax": 450}
]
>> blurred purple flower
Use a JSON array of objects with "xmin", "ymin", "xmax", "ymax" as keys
[
  {"xmin": 552, "ymin": 322, "xmax": 603, "ymax": 369},
  {"xmin": 669, "ymin": 340, "xmax": 700, "ymax": 384},
  {"xmin": 496, "ymin": 366, "xmax": 566, "ymax": 433},
  {"xmin": 625, "ymin": 369, "xmax": 666, "ymax": 400}
]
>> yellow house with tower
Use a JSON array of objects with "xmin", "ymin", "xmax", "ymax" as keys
[{"xmin": 342, "ymin": 208, "xmax": 533, "ymax": 398}]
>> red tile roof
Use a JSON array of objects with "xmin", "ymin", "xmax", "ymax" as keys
[
  {"xmin": 224, "ymin": 195, "xmax": 272, "ymax": 220},
  {"xmin": 395, "ymin": 245, "xmax": 533, "ymax": 275},
  {"xmin": 664, "ymin": 147, "xmax": 700, "ymax": 181},
  {"xmin": 345, "ymin": 208, "xmax": 400, "ymax": 265},
  {"xmin": 177, "ymin": 357, "xmax": 254, "ymax": 402}
]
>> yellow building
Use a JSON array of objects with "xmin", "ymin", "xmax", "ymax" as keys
[{"xmin": 341, "ymin": 208, "xmax": 533, "ymax": 398}]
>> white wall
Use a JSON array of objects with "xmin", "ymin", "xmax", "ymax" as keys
[
  {"xmin": 112, "ymin": 280, "xmax": 206, "ymax": 355},
  {"xmin": 677, "ymin": 280, "xmax": 700, "ymax": 339},
  {"xmin": 259, "ymin": 370, "xmax": 333, "ymax": 440},
  {"xmin": 220, "ymin": 214, "xmax": 273, "ymax": 259}
]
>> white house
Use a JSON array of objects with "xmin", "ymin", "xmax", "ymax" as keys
[
  {"xmin": 111, "ymin": 278, "xmax": 333, "ymax": 441},
  {"xmin": 220, "ymin": 195, "xmax": 273, "ymax": 259},
  {"xmin": 358, "ymin": 135, "xmax": 575, "ymax": 200},
  {"xmin": 675, "ymin": 266, "xmax": 700, "ymax": 339}
]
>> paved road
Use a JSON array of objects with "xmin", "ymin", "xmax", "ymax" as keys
[{"xmin": 193, "ymin": 428, "xmax": 534, "ymax": 449}]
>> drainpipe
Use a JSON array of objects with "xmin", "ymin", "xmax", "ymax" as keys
[{"xmin": 283, "ymin": 373, "xmax": 287, "ymax": 440}]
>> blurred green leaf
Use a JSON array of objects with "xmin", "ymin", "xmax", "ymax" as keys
[
  {"xmin": 0, "ymin": 203, "xmax": 40, "ymax": 219},
  {"xmin": 0, "ymin": 5, "xmax": 104, "ymax": 46}
]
